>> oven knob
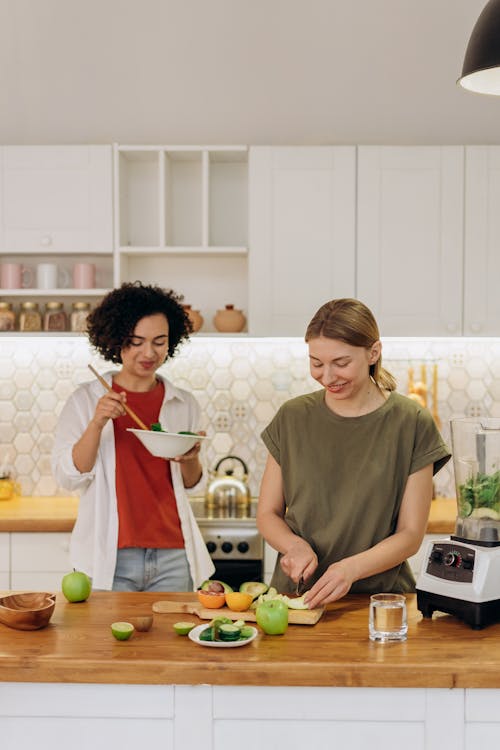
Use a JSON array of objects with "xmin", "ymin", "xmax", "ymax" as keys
[
  {"xmin": 237, "ymin": 541, "xmax": 249, "ymax": 553},
  {"xmin": 221, "ymin": 541, "xmax": 233, "ymax": 554},
  {"xmin": 206, "ymin": 541, "xmax": 216, "ymax": 553}
]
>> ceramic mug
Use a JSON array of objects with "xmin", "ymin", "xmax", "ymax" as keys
[
  {"xmin": 36, "ymin": 263, "xmax": 70, "ymax": 290},
  {"xmin": 0, "ymin": 263, "xmax": 33, "ymax": 289},
  {"xmin": 73, "ymin": 263, "xmax": 96, "ymax": 289}
]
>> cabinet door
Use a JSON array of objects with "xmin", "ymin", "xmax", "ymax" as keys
[
  {"xmin": 10, "ymin": 532, "xmax": 71, "ymax": 591},
  {"xmin": 357, "ymin": 147, "xmax": 464, "ymax": 336},
  {"xmin": 0, "ymin": 146, "xmax": 112, "ymax": 253},
  {"xmin": 248, "ymin": 147, "xmax": 356, "ymax": 336},
  {"xmin": 464, "ymin": 147, "xmax": 500, "ymax": 336}
]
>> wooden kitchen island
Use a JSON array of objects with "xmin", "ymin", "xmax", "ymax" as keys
[{"xmin": 1, "ymin": 591, "xmax": 500, "ymax": 749}]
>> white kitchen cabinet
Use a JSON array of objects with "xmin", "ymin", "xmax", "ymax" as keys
[
  {"xmin": 463, "ymin": 146, "xmax": 500, "ymax": 336},
  {"xmin": 0, "ymin": 145, "xmax": 112, "ymax": 254},
  {"xmin": 357, "ymin": 146, "xmax": 464, "ymax": 336},
  {"xmin": 0, "ymin": 532, "xmax": 9, "ymax": 589},
  {"xmin": 0, "ymin": 145, "xmax": 114, "ymax": 303},
  {"xmin": 10, "ymin": 532, "xmax": 71, "ymax": 591},
  {"xmin": 248, "ymin": 146, "xmax": 356, "ymax": 336},
  {"xmin": 114, "ymin": 144, "xmax": 248, "ymax": 333}
]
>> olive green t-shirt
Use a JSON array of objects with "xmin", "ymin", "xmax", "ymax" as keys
[{"xmin": 261, "ymin": 390, "xmax": 451, "ymax": 595}]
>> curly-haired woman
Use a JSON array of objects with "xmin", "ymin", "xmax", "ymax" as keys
[{"xmin": 52, "ymin": 282, "xmax": 214, "ymax": 592}]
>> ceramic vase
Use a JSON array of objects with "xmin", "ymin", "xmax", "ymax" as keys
[
  {"xmin": 213, "ymin": 304, "xmax": 246, "ymax": 333},
  {"xmin": 183, "ymin": 304, "xmax": 204, "ymax": 333}
]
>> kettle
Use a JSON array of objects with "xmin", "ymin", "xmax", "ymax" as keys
[{"xmin": 205, "ymin": 455, "xmax": 251, "ymax": 511}]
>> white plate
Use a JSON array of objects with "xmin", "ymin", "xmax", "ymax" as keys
[{"xmin": 188, "ymin": 623, "xmax": 258, "ymax": 648}]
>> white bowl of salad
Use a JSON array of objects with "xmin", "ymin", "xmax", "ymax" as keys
[{"xmin": 127, "ymin": 425, "xmax": 207, "ymax": 459}]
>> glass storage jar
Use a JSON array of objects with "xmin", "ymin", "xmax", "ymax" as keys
[
  {"xmin": 19, "ymin": 301, "xmax": 42, "ymax": 332},
  {"xmin": 43, "ymin": 301, "xmax": 67, "ymax": 331},
  {"xmin": 70, "ymin": 302, "xmax": 91, "ymax": 332},
  {"xmin": 0, "ymin": 301, "xmax": 16, "ymax": 331}
]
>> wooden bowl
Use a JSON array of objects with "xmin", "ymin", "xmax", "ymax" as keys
[{"xmin": 0, "ymin": 592, "xmax": 56, "ymax": 630}]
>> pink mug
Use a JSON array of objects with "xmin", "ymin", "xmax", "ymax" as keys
[
  {"xmin": 73, "ymin": 263, "xmax": 96, "ymax": 289},
  {"xmin": 0, "ymin": 262, "xmax": 33, "ymax": 289}
]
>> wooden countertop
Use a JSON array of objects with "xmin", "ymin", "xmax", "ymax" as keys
[
  {"xmin": 0, "ymin": 496, "xmax": 79, "ymax": 531},
  {"xmin": 0, "ymin": 591, "xmax": 498, "ymax": 688},
  {"xmin": 427, "ymin": 497, "xmax": 456, "ymax": 534},
  {"xmin": 0, "ymin": 496, "xmax": 458, "ymax": 534}
]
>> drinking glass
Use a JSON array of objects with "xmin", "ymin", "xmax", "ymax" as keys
[{"xmin": 369, "ymin": 593, "xmax": 407, "ymax": 642}]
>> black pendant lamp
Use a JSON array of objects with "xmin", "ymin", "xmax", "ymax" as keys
[{"xmin": 459, "ymin": 0, "xmax": 500, "ymax": 94}]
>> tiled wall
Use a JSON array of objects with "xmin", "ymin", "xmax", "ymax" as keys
[{"xmin": 2, "ymin": 334, "xmax": 500, "ymax": 499}]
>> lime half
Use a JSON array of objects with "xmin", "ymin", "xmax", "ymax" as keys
[
  {"xmin": 173, "ymin": 621, "xmax": 196, "ymax": 635},
  {"xmin": 111, "ymin": 621, "xmax": 135, "ymax": 640}
]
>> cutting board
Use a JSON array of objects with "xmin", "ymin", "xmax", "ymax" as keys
[{"xmin": 152, "ymin": 600, "xmax": 324, "ymax": 625}]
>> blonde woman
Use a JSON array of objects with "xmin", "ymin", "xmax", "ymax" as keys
[{"xmin": 257, "ymin": 298, "xmax": 450, "ymax": 609}]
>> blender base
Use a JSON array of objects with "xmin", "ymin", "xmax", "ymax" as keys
[{"xmin": 417, "ymin": 588, "xmax": 500, "ymax": 630}]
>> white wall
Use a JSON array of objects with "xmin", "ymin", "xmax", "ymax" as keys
[{"xmin": 0, "ymin": 0, "xmax": 498, "ymax": 146}]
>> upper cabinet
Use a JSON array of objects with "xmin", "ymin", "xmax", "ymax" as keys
[
  {"xmin": 0, "ymin": 145, "xmax": 114, "ymax": 298},
  {"xmin": 114, "ymin": 145, "xmax": 248, "ymax": 333},
  {"xmin": 356, "ymin": 147, "xmax": 464, "ymax": 337},
  {"xmin": 0, "ymin": 146, "xmax": 112, "ymax": 254},
  {"xmin": 3, "ymin": 142, "xmax": 500, "ymax": 338},
  {"xmin": 464, "ymin": 147, "xmax": 500, "ymax": 336},
  {"xmin": 248, "ymin": 147, "xmax": 356, "ymax": 336}
]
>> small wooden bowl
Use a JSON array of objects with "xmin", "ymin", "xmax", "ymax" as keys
[{"xmin": 0, "ymin": 592, "xmax": 56, "ymax": 630}]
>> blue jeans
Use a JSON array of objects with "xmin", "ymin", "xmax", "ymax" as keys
[{"xmin": 112, "ymin": 547, "xmax": 192, "ymax": 592}]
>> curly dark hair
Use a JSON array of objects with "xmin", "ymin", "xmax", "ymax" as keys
[{"xmin": 87, "ymin": 282, "xmax": 192, "ymax": 363}]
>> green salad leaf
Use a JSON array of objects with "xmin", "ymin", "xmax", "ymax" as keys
[{"xmin": 458, "ymin": 470, "xmax": 500, "ymax": 515}]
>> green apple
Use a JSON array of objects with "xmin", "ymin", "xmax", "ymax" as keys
[
  {"xmin": 61, "ymin": 570, "xmax": 92, "ymax": 603},
  {"xmin": 256, "ymin": 599, "xmax": 289, "ymax": 635}
]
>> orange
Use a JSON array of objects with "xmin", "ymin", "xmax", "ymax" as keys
[
  {"xmin": 197, "ymin": 590, "xmax": 226, "ymax": 609},
  {"xmin": 225, "ymin": 592, "xmax": 253, "ymax": 611}
]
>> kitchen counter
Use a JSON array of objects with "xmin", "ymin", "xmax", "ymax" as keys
[
  {"xmin": 0, "ymin": 495, "xmax": 79, "ymax": 531},
  {"xmin": 1, "ymin": 590, "xmax": 499, "ymax": 749},
  {"xmin": 0, "ymin": 495, "xmax": 458, "ymax": 534},
  {"xmin": 0, "ymin": 590, "xmax": 498, "ymax": 689}
]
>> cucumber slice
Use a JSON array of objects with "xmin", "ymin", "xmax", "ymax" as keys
[
  {"xmin": 218, "ymin": 623, "xmax": 242, "ymax": 641},
  {"xmin": 150, "ymin": 422, "xmax": 163, "ymax": 431},
  {"xmin": 199, "ymin": 626, "xmax": 215, "ymax": 641},
  {"xmin": 239, "ymin": 625, "xmax": 254, "ymax": 639}
]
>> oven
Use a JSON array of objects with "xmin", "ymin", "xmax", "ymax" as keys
[{"xmin": 190, "ymin": 498, "xmax": 264, "ymax": 590}]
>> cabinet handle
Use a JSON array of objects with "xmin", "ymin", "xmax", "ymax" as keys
[
  {"xmin": 40, "ymin": 235, "xmax": 53, "ymax": 246},
  {"xmin": 446, "ymin": 322, "xmax": 457, "ymax": 333},
  {"xmin": 470, "ymin": 322, "xmax": 482, "ymax": 333}
]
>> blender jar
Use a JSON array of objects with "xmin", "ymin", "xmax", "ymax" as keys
[{"xmin": 451, "ymin": 418, "xmax": 500, "ymax": 545}]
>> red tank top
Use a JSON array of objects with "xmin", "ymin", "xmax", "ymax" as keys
[{"xmin": 112, "ymin": 380, "xmax": 184, "ymax": 549}]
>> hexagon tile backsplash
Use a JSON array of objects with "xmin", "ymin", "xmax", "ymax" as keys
[{"xmin": 2, "ymin": 335, "xmax": 500, "ymax": 499}]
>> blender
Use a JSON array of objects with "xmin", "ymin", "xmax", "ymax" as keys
[{"xmin": 416, "ymin": 418, "xmax": 500, "ymax": 629}]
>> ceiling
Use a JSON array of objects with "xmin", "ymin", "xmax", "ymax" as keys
[{"xmin": 1, "ymin": 0, "xmax": 499, "ymax": 146}]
